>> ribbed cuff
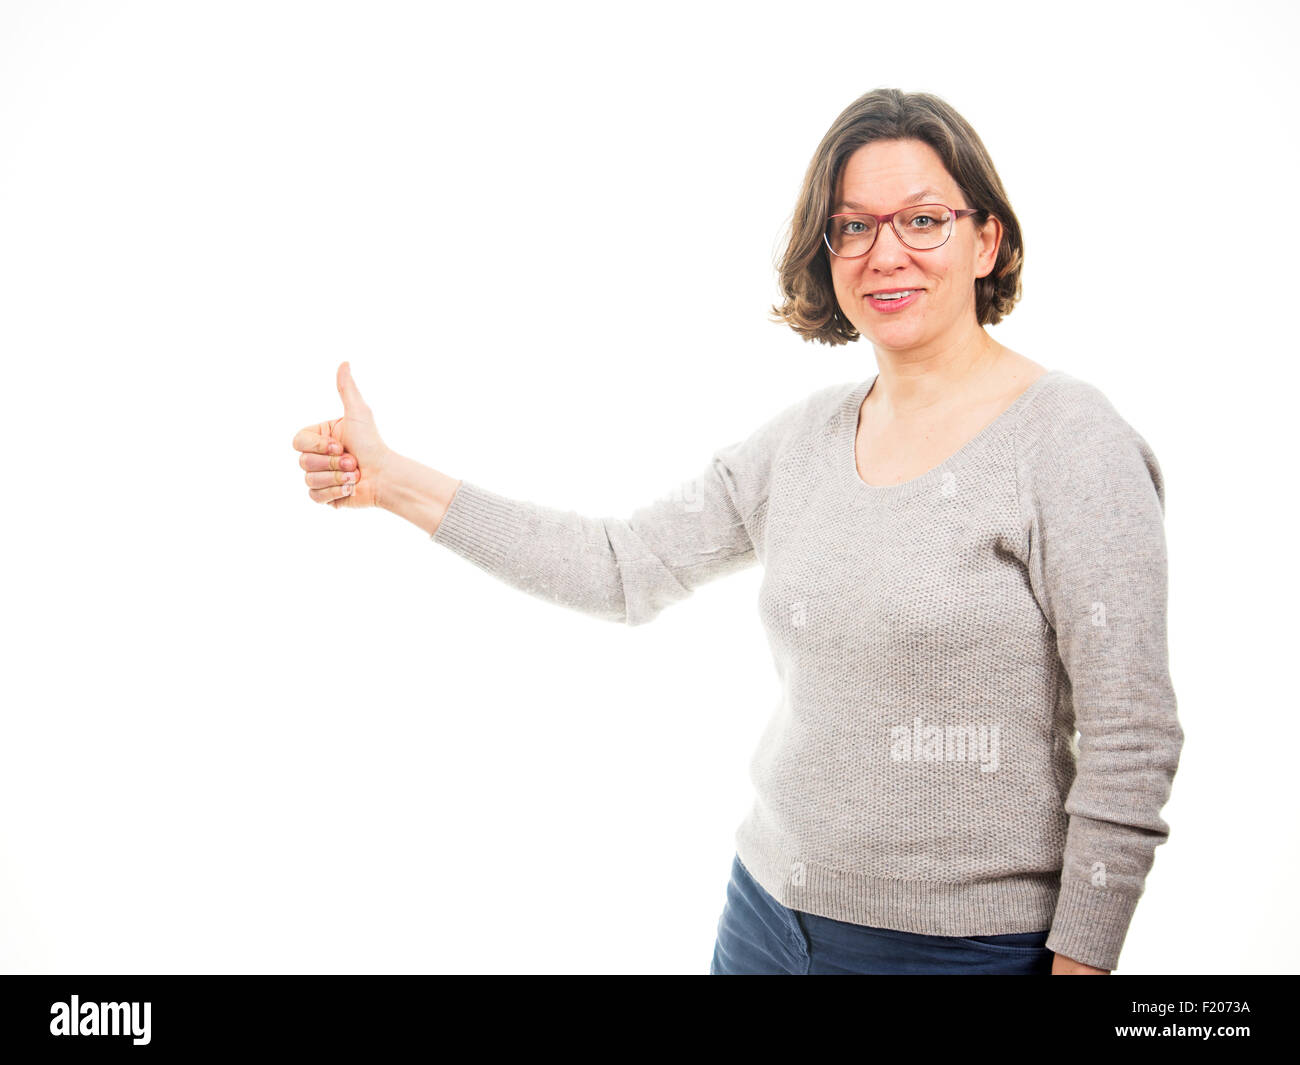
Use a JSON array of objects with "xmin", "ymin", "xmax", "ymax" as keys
[
  {"xmin": 1045, "ymin": 879, "xmax": 1140, "ymax": 971},
  {"xmin": 428, "ymin": 479, "xmax": 530, "ymax": 571}
]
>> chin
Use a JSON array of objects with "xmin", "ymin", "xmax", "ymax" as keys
[{"xmin": 866, "ymin": 323, "xmax": 924, "ymax": 343}]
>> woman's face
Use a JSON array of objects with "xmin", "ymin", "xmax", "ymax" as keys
[{"xmin": 828, "ymin": 138, "xmax": 1001, "ymax": 357}]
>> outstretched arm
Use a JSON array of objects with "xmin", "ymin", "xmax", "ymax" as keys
[
  {"xmin": 296, "ymin": 368, "xmax": 845, "ymax": 627},
  {"xmin": 386, "ymin": 446, "xmax": 761, "ymax": 627}
]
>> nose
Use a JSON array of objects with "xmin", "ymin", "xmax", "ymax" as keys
[{"xmin": 864, "ymin": 219, "xmax": 913, "ymax": 270}]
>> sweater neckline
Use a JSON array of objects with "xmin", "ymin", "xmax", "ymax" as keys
[{"xmin": 843, "ymin": 369, "xmax": 1061, "ymax": 502}]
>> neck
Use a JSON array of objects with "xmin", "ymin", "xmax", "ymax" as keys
[{"xmin": 867, "ymin": 329, "xmax": 1005, "ymax": 420}]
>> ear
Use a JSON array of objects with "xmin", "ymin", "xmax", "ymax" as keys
[{"xmin": 975, "ymin": 214, "xmax": 1003, "ymax": 280}]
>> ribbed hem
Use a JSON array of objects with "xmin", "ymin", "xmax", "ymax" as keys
[
  {"xmin": 1043, "ymin": 879, "xmax": 1139, "ymax": 972},
  {"xmin": 734, "ymin": 827, "xmax": 1142, "ymax": 971},
  {"xmin": 428, "ymin": 479, "xmax": 530, "ymax": 570},
  {"xmin": 736, "ymin": 828, "xmax": 1061, "ymax": 938}
]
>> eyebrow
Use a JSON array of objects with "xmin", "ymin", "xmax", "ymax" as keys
[{"xmin": 833, "ymin": 187, "xmax": 944, "ymax": 213}]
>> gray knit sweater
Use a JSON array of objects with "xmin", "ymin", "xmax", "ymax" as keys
[{"xmin": 429, "ymin": 370, "xmax": 1183, "ymax": 971}]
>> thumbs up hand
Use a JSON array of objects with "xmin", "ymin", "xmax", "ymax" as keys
[{"xmin": 291, "ymin": 361, "xmax": 392, "ymax": 509}]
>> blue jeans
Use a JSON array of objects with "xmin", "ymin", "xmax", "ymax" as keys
[{"xmin": 710, "ymin": 854, "xmax": 1054, "ymax": 974}]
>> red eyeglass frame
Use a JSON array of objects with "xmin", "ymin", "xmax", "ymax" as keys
[{"xmin": 823, "ymin": 204, "xmax": 983, "ymax": 258}]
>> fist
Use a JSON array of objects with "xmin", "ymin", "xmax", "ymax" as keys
[{"xmin": 291, "ymin": 361, "xmax": 392, "ymax": 509}]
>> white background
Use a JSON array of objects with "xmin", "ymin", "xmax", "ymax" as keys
[{"xmin": 1, "ymin": 0, "xmax": 1296, "ymax": 974}]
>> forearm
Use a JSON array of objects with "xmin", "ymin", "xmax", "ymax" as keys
[
  {"xmin": 377, "ymin": 450, "xmax": 463, "ymax": 536},
  {"xmin": 417, "ymin": 462, "xmax": 758, "ymax": 627}
]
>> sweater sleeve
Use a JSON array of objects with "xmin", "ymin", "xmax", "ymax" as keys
[
  {"xmin": 428, "ymin": 387, "xmax": 831, "ymax": 626},
  {"xmin": 1016, "ymin": 387, "xmax": 1184, "ymax": 972}
]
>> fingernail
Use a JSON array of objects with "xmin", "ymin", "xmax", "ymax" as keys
[
  {"xmin": 342, "ymin": 483, "xmax": 353, "ymax": 495},
  {"xmin": 328, "ymin": 441, "xmax": 342, "ymax": 455}
]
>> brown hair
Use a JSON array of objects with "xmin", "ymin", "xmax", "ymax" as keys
[{"xmin": 770, "ymin": 88, "xmax": 1024, "ymax": 346}]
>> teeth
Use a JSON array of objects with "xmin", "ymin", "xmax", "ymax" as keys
[{"xmin": 871, "ymin": 290, "xmax": 916, "ymax": 300}]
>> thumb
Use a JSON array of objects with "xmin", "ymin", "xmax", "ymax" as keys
[{"xmin": 336, "ymin": 361, "xmax": 373, "ymax": 419}]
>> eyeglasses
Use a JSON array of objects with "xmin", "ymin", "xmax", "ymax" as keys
[{"xmin": 823, "ymin": 203, "xmax": 982, "ymax": 258}]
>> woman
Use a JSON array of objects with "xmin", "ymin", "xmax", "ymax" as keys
[{"xmin": 291, "ymin": 88, "xmax": 1183, "ymax": 975}]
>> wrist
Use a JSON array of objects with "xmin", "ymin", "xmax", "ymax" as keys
[{"xmin": 377, "ymin": 450, "xmax": 462, "ymax": 536}]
